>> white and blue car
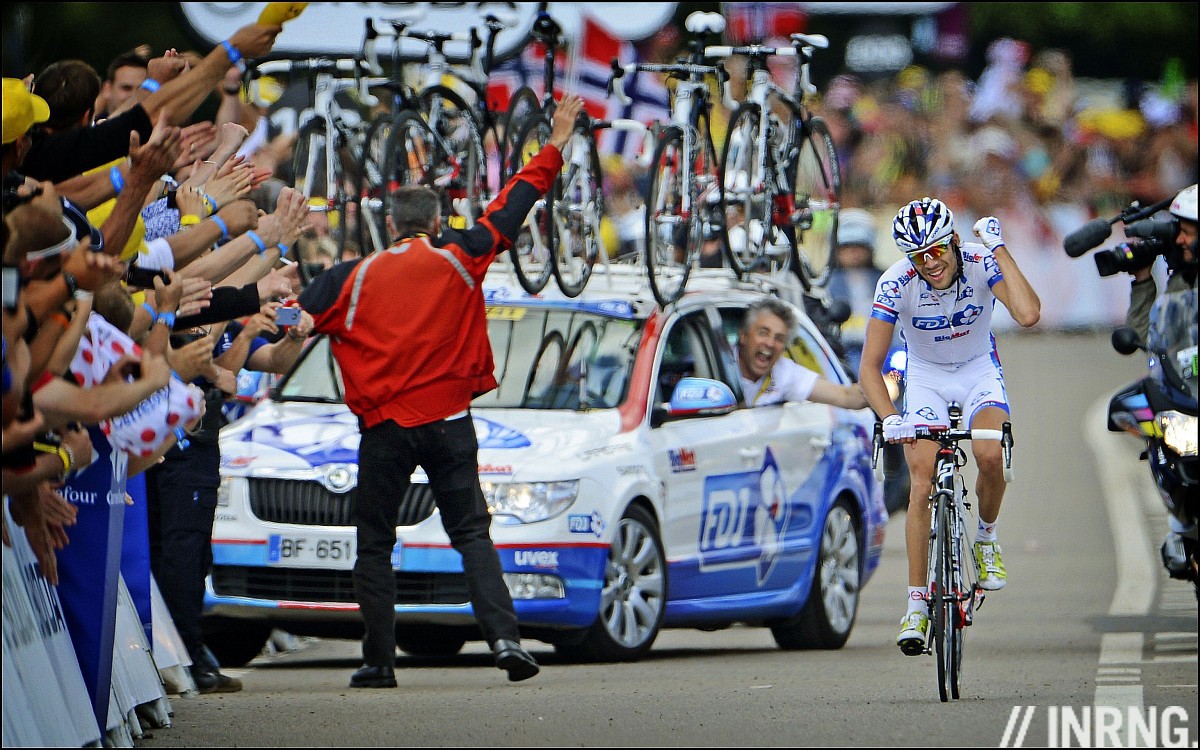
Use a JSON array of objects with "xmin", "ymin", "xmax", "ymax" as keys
[{"xmin": 205, "ymin": 267, "xmax": 887, "ymax": 665}]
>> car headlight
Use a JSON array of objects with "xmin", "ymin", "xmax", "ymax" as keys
[
  {"xmin": 1158, "ymin": 411, "xmax": 1198, "ymax": 456},
  {"xmin": 480, "ymin": 480, "xmax": 579, "ymax": 523}
]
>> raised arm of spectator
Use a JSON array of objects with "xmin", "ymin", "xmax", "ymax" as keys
[
  {"xmin": 99, "ymin": 113, "xmax": 182, "ymax": 258},
  {"xmin": 139, "ymin": 22, "xmax": 283, "ymax": 129},
  {"xmin": 215, "ymin": 187, "xmax": 306, "ymax": 287},
  {"xmin": 32, "ymin": 349, "xmax": 170, "ymax": 431}
]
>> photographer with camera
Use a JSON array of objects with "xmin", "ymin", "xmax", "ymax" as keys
[{"xmin": 1125, "ymin": 184, "xmax": 1197, "ymax": 344}]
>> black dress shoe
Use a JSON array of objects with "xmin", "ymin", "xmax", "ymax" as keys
[
  {"xmin": 350, "ymin": 664, "xmax": 397, "ymax": 688},
  {"xmin": 190, "ymin": 665, "xmax": 243, "ymax": 694},
  {"xmin": 492, "ymin": 639, "xmax": 539, "ymax": 682}
]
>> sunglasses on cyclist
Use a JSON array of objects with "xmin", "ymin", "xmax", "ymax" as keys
[{"xmin": 906, "ymin": 240, "xmax": 953, "ymax": 264}]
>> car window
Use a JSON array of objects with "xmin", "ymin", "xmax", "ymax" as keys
[
  {"xmin": 276, "ymin": 336, "xmax": 343, "ymax": 402},
  {"xmin": 657, "ymin": 311, "xmax": 718, "ymax": 404},
  {"xmin": 480, "ymin": 306, "xmax": 641, "ymax": 410},
  {"xmin": 717, "ymin": 304, "xmax": 837, "ymax": 382}
]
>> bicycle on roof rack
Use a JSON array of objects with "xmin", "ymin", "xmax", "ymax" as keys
[
  {"xmin": 709, "ymin": 33, "xmax": 842, "ymax": 289},
  {"xmin": 608, "ymin": 11, "xmax": 736, "ymax": 309}
]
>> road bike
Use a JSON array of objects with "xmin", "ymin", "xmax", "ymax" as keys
[
  {"xmin": 873, "ymin": 403, "xmax": 1013, "ymax": 701},
  {"xmin": 249, "ymin": 55, "xmax": 384, "ymax": 265},
  {"xmin": 711, "ymin": 35, "xmax": 841, "ymax": 288},
  {"xmin": 609, "ymin": 11, "xmax": 736, "ymax": 307}
]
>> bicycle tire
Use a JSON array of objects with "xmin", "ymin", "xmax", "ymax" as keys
[
  {"xmin": 552, "ymin": 123, "xmax": 603, "ymax": 297},
  {"xmin": 356, "ymin": 112, "xmax": 394, "ymax": 254},
  {"xmin": 787, "ymin": 116, "xmax": 841, "ymax": 289},
  {"xmin": 502, "ymin": 86, "xmax": 542, "ymax": 181},
  {"xmin": 696, "ymin": 109, "xmax": 730, "ymax": 273},
  {"xmin": 644, "ymin": 126, "xmax": 697, "ymax": 307},
  {"xmin": 934, "ymin": 494, "xmax": 954, "ymax": 703},
  {"xmin": 721, "ymin": 103, "xmax": 792, "ymax": 276},
  {"xmin": 418, "ymin": 84, "xmax": 488, "ymax": 227},
  {"xmin": 949, "ymin": 513, "xmax": 967, "ymax": 699},
  {"xmin": 382, "ymin": 108, "xmax": 442, "ymax": 194},
  {"xmin": 507, "ymin": 114, "xmax": 556, "ymax": 294},
  {"xmin": 292, "ymin": 120, "xmax": 353, "ymax": 261}
]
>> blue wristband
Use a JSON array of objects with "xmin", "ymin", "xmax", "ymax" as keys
[
  {"xmin": 109, "ymin": 166, "xmax": 125, "ymax": 195},
  {"xmin": 210, "ymin": 215, "xmax": 230, "ymax": 240},
  {"xmin": 277, "ymin": 242, "xmax": 290, "ymax": 258},
  {"xmin": 142, "ymin": 301, "xmax": 156, "ymax": 319},
  {"xmin": 156, "ymin": 311, "xmax": 176, "ymax": 328},
  {"xmin": 139, "ymin": 78, "xmax": 161, "ymax": 93},
  {"xmin": 221, "ymin": 40, "xmax": 246, "ymax": 72},
  {"xmin": 200, "ymin": 192, "xmax": 218, "ymax": 215},
  {"xmin": 246, "ymin": 230, "xmax": 268, "ymax": 255}
]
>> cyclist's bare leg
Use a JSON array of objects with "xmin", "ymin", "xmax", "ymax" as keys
[
  {"xmin": 970, "ymin": 406, "xmax": 1009, "ymax": 525},
  {"xmin": 903, "ymin": 440, "xmax": 939, "ymax": 587}
]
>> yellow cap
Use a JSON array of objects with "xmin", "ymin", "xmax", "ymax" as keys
[{"xmin": 3, "ymin": 77, "xmax": 50, "ymax": 145}]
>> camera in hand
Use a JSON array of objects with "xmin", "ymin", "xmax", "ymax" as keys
[
  {"xmin": 276, "ymin": 305, "xmax": 302, "ymax": 326},
  {"xmin": 123, "ymin": 264, "xmax": 171, "ymax": 288},
  {"xmin": 1092, "ymin": 218, "xmax": 1177, "ymax": 277}
]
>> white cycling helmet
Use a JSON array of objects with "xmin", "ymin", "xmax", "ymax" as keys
[
  {"xmin": 1169, "ymin": 184, "xmax": 1197, "ymax": 222},
  {"xmin": 892, "ymin": 197, "xmax": 955, "ymax": 253}
]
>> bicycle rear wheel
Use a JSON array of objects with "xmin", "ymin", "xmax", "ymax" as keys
[
  {"xmin": 382, "ymin": 109, "xmax": 442, "ymax": 196},
  {"xmin": 508, "ymin": 115, "xmax": 556, "ymax": 294},
  {"xmin": 933, "ymin": 496, "xmax": 954, "ymax": 703},
  {"xmin": 788, "ymin": 116, "xmax": 841, "ymax": 289},
  {"xmin": 645, "ymin": 126, "xmax": 697, "ymax": 307},
  {"xmin": 552, "ymin": 126, "xmax": 603, "ymax": 297},
  {"xmin": 502, "ymin": 87, "xmax": 541, "ymax": 181},
  {"xmin": 419, "ymin": 85, "xmax": 488, "ymax": 227}
]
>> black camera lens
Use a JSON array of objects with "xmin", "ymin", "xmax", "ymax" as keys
[{"xmin": 1093, "ymin": 239, "xmax": 1164, "ymax": 277}]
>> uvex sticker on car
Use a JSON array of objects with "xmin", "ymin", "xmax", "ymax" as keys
[
  {"xmin": 669, "ymin": 447, "xmax": 696, "ymax": 472},
  {"xmin": 513, "ymin": 550, "xmax": 559, "ymax": 569}
]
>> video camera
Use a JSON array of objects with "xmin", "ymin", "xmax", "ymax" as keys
[{"xmin": 1063, "ymin": 196, "xmax": 1177, "ymax": 276}]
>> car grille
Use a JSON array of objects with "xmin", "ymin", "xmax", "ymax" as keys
[
  {"xmin": 211, "ymin": 566, "xmax": 470, "ymax": 605},
  {"xmin": 247, "ymin": 478, "xmax": 437, "ymax": 527}
]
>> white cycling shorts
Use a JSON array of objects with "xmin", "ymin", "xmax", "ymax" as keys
[{"xmin": 902, "ymin": 353, "xmax": 1009, "ymax": 428}]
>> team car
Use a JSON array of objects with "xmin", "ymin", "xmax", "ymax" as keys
[{"xmin": 204, "ymin": 266, "xmax": 887, "ymax": 665}]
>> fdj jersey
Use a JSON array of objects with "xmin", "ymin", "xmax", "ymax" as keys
[{"xmin": 870, "ymin": 241, "xmax": 1003, "ymax": 367}]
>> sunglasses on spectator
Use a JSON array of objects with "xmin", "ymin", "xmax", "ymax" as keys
[
  {"xmin": 25, "ymin": 217, "xmax": 78, "ymax": 262},
  {"xmin": 906, "ymin": 239, "xmax": 953, "ymax": 263}
]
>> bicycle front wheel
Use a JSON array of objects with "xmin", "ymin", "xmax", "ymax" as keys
[
  {"xmin": 721, "ymin": 104, "xmax": 791, "ymax": 276},
  {"xmin": 933, "ymin": 496, "xmax": 955, "ymax": 703},
  {"xmin": 357, "ymin": 113, "xmax": 393, "ymax": 254},
  {"xmin": 552, "ymin": 126, "xmax": 603, "ymax": 297},
  {"xmin": 292, "ymin": 120, "xmax": 352, "ymax": 259},
  {"xmin": 501, "ymin": 87, "xmax": 541, "ymax": 181},
  {"xmin": 644, "ymin": 126, "xmax": 697, "ymax": 307},
  {"xmin": 788, "ymin": 116, "xmax": 841, "ymax": 289},
  {"xmin": 508, "ymin": 115, "xmax": 556, "ymax": 294}
]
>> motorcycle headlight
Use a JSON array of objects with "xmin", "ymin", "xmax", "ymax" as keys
[
  {"xmin": 481, "ymin": 480, "xmax": 579, "ymax": 523},
  {"xmin": 1157, "ymin": 411, "xmax": 1198, "ymax": 457}
]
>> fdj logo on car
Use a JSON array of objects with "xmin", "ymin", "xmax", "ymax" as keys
[{"xmin": 697, "ymin": 450, "xmax": 790, "ymax": 585}]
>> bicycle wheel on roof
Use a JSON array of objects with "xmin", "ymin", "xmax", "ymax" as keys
[
  {"xmin": 644, "ymin": 126, "xmax": 695, "ymax": 308},
  {"xmin": 418, "ymin": 85, "xmax": 488, "ymax": 228},
  {"xmin": 721, "ymin": 103, "xmax": 792, "ymax": 277},
  {"xmin": 552, "ymin": 125, "xmax": 603, "ymax": 297},
  {"xmin": 788, "ymin": 116, "xmax": 841, "ymax": 290},
  {"xmin": 507, "ymin": 114, "xmax": 556, "ymax": 294}
]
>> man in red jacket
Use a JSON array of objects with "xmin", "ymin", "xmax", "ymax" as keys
[{"xmin": 299, "ymin": 94, "xmax": 583, "ymax": 688}]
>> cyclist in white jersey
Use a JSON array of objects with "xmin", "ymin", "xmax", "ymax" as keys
[{"xmin": 857, "ymin": 198, "xmax": 1041, "ymax": 655}]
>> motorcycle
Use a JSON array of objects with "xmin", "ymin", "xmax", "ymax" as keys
[{"xmin": 1108, "ymin": 288, "xmax": 1199, "ymax": 594}]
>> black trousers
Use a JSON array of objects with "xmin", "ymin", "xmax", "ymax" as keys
[
  {"xmin": 354, "ymin": 414, "xmax": 519, "ymax": 666},
  {"xmin": 146, "ymin": 450, "xmax": 219, "ymax": 664}
]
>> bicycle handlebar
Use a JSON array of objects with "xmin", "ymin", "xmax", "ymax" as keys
[
  {"xmin": 608, "ymin": 59, "xmax": 735, "ymax": 111},
  {"xmin": 871, "ymin": 422, "xmax": 1014, "ymax": 483}
]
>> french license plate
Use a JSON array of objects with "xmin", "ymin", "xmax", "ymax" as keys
[
  {"xmin": 267, "ymin": 533, "xmax": 357, "ymax": 569},
  {"xmin": 266, "ymin": 534, "xmax": 403, "ymax": 569}
]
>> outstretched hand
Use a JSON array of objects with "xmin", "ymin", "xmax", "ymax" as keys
[{"xmin": 548, "ymin": 94, "xmax": 584, "ymax": 153}]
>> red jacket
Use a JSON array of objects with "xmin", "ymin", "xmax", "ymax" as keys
[{"xmin": 302, "ymin": 145, "xmax": 564, "ymax": 428}]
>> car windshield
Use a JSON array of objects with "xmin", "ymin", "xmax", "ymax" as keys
[{"xmin": 275, "ymin": 306, "xmax": 643, "ymax": 410}]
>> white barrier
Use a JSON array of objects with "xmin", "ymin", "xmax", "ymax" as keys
[{"xmin": 2, "ymin": 497, "xmax": 192, "ymax": 747}]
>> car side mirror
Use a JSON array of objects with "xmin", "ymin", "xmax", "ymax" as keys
[{"xmin": 652, "ymin": 377, "xmax": 737, "ymax": 427}]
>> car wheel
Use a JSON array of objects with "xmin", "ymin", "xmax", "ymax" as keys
[
  {"xmin": 395, "ymin": 625, "xmax": 468, "ymax": 657},
  {"xmin": 555, "ymin": 505, "xmax": 666, "ymax": 662},
  {"xmin": 201, "ymin": 618, "xmax": 273, "ymax": 668},
  {"xmin": 770, "ymin": 500, "xmax": 860, "ymax": 650}
]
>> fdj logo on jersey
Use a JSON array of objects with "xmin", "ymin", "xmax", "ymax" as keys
[{"xmin": 697, "ymin": 450, "xmax": 790, "ymax": 585}]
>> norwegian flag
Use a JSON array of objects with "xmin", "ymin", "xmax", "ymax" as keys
[
  {"xmin": 571, "ymin": 14, "xmax": 669, "ymax": 161},
  {"xmin": 722, "ymin": 2, "xmax": 806, "ymax": 44},
  {"xmin": 486, "ymin": 41, "xmax": 565, "ymax": 114}
]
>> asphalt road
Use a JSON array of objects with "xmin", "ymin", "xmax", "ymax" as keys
[{"xmin": 135, "ymin": 330, "xmax": 1198, "ymax": 748}]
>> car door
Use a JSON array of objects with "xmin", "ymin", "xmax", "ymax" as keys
[
  {"xmin": 714, "ymin": 304, "xmax": 843, "ymax": 592},
  {"xmin": 651, "ymin": 309, "xmax": 769, "ymax": 604}
]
